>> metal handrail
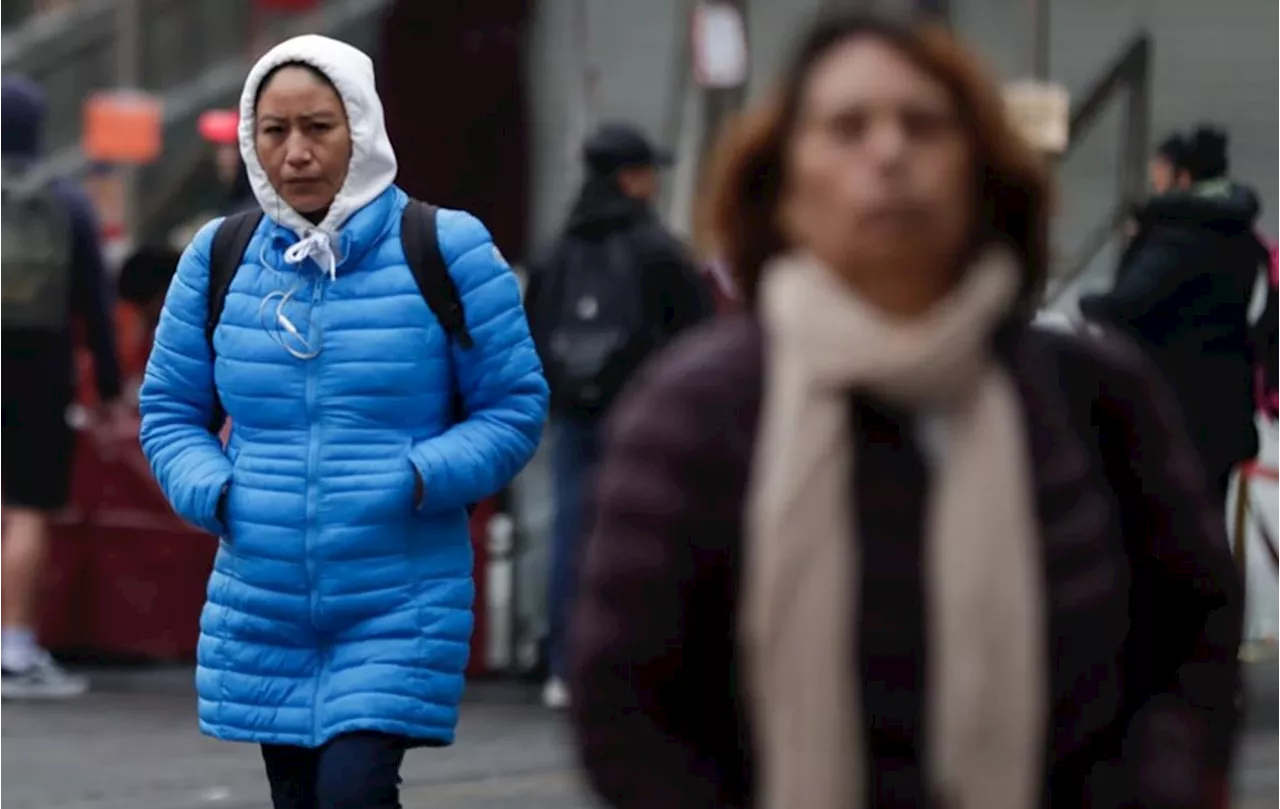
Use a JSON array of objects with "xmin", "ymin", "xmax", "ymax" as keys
[
  {"xmin": 1044, "ymin": 33, "xmax": 1152, "ymax": 304},
  {"xmin": 0, "ymin": 0, "xmax": 115, "ymax": 70}
]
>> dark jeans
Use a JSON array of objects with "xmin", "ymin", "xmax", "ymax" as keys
[
  {"xmin": 261, "ymin": 732, "xmax": 405, "ymax": 809},
  {"xmin": 546, "ymin": 416, "xmax": 600, "ymax": 679}
]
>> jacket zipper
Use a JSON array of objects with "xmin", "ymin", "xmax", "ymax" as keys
[{"xmin": 304, "ymin": 277, "xmax": 326, "ymax": 743}]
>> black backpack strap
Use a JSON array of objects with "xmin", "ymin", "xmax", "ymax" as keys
[
  {"xmin": 205, "ymin": 209, "xmax": 263, "ymax": 433},
  {"xmin": 400, "ymin": 200, "xmax": 474, "ymax": 350},
  {"xmin": 400, "ymin": 200, "xmax": 479, "ymax": 515},
  {"xmin": 207, "ymin": 209, "xmax": 263, "ymax": 349}
]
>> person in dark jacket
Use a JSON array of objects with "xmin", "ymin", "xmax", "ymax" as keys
[
  {"xmin": 1081, "ymin": 125, "xmax": 1265, "ymax": 503},
  {"xmin": 117, "ymin": 243, "xmax": 182, "ymax": 396},
  {"xmin": 1, "ymin": 75, "xmax": 128, "ymax": 700},
  {"xmin": 525, "ymin": 121, "xmax": 713, "ymax": 709},
  {"xmin": 570, "ymin": 13, "xmax": 1241, "ymax": 809}
]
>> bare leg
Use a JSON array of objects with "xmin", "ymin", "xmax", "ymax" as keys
[
  {"xmin": 1, "ymin": 506, "xmax": 86, "ymax": 698},
  {"xmin": 2, "ymin": 507, "xmax": 49, "ymax": 634}
]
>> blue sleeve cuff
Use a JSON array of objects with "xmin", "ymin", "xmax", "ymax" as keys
[
  {"xmin": 190, "ymin": 461, "xmax": 234, "ymax": 536},
  {"xmin": 408, "ymin": 440, "xmax": 469, "ymax": 514}
]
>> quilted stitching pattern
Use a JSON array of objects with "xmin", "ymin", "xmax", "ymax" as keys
[{"xmin": 139, "ymin": 186, "xmax": 548, "ymax": 747}]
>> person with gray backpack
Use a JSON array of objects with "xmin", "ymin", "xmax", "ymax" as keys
[{"xmin": 1, "ymin": 76, "xmax": 128, "ymax": 700}]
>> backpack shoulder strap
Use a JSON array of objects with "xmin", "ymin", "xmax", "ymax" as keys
[
  {"xmin": 400, "ymin": 199, "xmax": 474, "ymax": 350},
  {"xmin": 207, "ymin": 209, "xmax": 264, "ymax": 351},
  {"xmin": 205, "ymin": 208, "xmax": 262, "ymax": 434},
  {"xmin": 401, "ymin": 199, "xmax": 479, "ymax": 515}
]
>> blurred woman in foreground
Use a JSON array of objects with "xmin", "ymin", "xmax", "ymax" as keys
[{"xmin": 569, "ymin": 11, "xmax": 1241, "ymax": 809}]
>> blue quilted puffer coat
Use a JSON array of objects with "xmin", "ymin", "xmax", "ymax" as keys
[{"xmin": 139, "ymin": 35, "xmax": 548, "ymax": 748}]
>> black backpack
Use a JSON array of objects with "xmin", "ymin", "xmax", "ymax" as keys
[
  {"xmin": 530, "ymin": 233, "xmax": 652, "ymax": 416},
  {"xmin": 204, "ymin": 200, "xmax": 476, "ymax": 511}
]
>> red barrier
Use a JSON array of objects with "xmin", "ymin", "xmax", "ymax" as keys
[
  {"xmin": 37, "ymin": 521, "xmax": 93, "ymax": 653},
  {"xmin": 467, "ymin": 497, "xmax": 496, "ymax": 677},
  {"xmin": 40, "ymin": 426, "xmax": 213, "ymax": 659}
]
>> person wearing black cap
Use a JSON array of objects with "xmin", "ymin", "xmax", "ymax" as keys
[
  {"xmin": 1082, "ymin": 124, "xmax": 1268, "ymax": 505},
  {"xmin": 525, "ymin": 121, "xmax": 713, "ymax": 710}
]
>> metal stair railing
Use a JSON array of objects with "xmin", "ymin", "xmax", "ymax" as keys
[
  {"xmin": 3, "ymin": 0, "xmax": 259, "ymax": 164},
  {"xmin": 0, "ymin": 0, "xmax": 113, "ymax": 57},
  {"xmin": 1044, "ymin": 33, "xmax": 1153, "ymax": 304}
]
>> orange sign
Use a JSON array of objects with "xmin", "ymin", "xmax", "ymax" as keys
[{"xmin": 83, "ymin": 91, "xmax": 163, "ymax": 164}]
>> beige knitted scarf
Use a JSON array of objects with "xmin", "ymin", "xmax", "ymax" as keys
[{"xmin": 741, "ymin": 249, "xmax": 1047, "ymax": 809}]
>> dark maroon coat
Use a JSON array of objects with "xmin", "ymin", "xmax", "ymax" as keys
[{"xmin": 569, "ymin": 315, "xmax": 1242, "ymax": 809}]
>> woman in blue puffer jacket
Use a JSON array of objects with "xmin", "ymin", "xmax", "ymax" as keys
[{"xmin": 139, "ymin": 35, "xmax": 548, "ymax": 809}]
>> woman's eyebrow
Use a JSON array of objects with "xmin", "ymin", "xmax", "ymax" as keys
[{"xmin": 256, "ymin": 110, "xmax": 342, "ymax": 124}]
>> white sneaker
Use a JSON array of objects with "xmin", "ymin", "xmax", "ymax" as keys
[
  {"xmin": 541, "ymin": 677, "xmax": 570, "ymax": 710},
  {"xmin": 1, "ymin": 652, "xmax": 89, "ymax": 700}
]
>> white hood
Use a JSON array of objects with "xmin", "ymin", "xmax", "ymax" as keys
[{"xmin": 238, "ymin": 34, "xmax": 397, "ymax": 239}]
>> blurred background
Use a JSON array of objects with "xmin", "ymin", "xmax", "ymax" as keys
[{"xmin": 1, "ymin": 1, "xmax": 1276, "ymax": 807}]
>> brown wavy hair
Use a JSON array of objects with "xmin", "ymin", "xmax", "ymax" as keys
[{"xmin": 696, "ymin": 11, "xmax": 1052, "ymax": 311}]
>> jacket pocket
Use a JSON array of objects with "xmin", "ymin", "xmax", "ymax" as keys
[
  {"xmin": 407, "ymin": 458, "xmax": 425, "ymax": 514},
  {"xmin": 400, "ymin": 445, "xmax": 428, "ymax": 518},
  {"xmin": 219, "ymin": 451, "xmax": 242, "ymax": 541}
]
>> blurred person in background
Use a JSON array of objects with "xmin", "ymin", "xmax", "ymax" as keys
[
  {"xmin": 0, "ymin": 76, "xmax": 128, "ymax": 700},
  {"xmin": 1081, "ymin": 125, "xmax": 1267, "ymax": 504},
  {"xmin": 204, "ymin": 112, "xmax": 257, "ymax": 216},
  {"xmin": 139, "ymin": 35, "xmax": 547, "ymax": 808},
  {"xmin": 118, "ymin": 244, "xmax": 182, "ymax": 335},
  {"xmin": 570, "ymin": 12, "xmax": 1241, "ymax": 809},
  {"xmin": 117, "ymin": 243, "xmax": 181, "ymax": 401},
  {"xmin": 524, "ymin": 121, "xmax": 712, "ymax": 710}
]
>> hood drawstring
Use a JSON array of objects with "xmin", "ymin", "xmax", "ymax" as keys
[{"xmin": 284, "ymin": 229, "xmax": 339, "ymax": 281}]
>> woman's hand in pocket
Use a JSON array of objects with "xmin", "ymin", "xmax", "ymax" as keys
[
  {"xmin": 216, "ymin": 482, "xmax": 231, "ymax": 536},
  {"xmin": 411, "ymin": 465, "xmax": 424, "ymax": 509}
]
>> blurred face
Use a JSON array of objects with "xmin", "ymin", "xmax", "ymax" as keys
[
  {"xmin": 1149, "ymin": 156, "xmax": 1175, "ymax": 194},
  {"xmin": 617, "ymin": 165, "xmax": 659, "ymax": 201},
  {"xmin": 779, "ymin": 36, "xmax": 973, "ymax": 311},
  {"xmin": 254, "ymin": 66, "xmax": 351, "ymax": 219},
  {"xmin": 1149, "ymin": 155, "xmax": 1190, "ymax": 194}
]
